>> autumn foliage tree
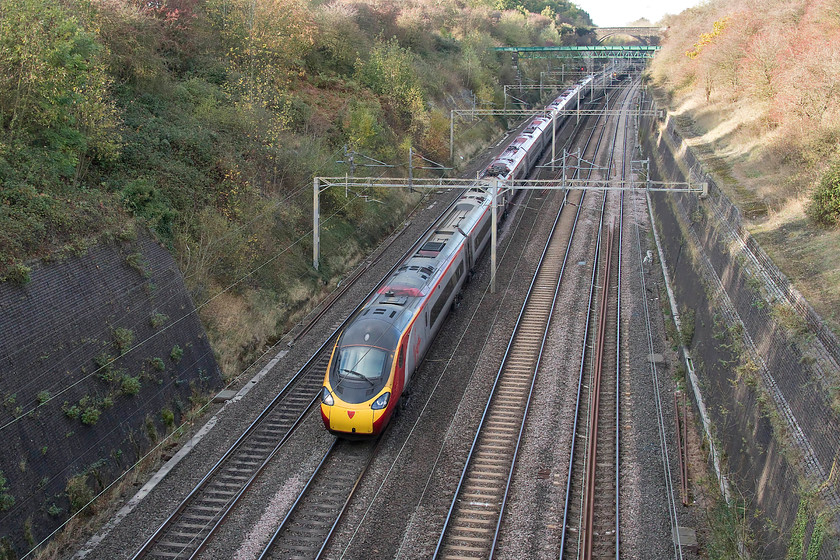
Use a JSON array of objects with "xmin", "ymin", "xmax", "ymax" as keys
[{"xmin": 651, "ymin": 0, "xmax": 840, "ymax": 227}]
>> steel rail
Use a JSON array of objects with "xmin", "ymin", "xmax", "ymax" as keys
[
  {"xmin": 433, "ymin": 77, "xmax": 612, "ymax": 560},
  {"xmin": 614, "ymin": 82, "xmax": 633, "ymax": 559},
  {"xmin": 559, "ymin": 77, "xmax": 638, "ymax": 560},
  {"xmin": 131, "ymin": 188, "xmax": 471, "ymax": 560},
  {"xmin": 256, "ymin": 430, "xmax": 388, "ymax": 559},
  {"xmin": 581, "ymin": 221, "xmax": 614, "ymax": 560}
]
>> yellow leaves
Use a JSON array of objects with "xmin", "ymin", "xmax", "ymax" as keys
[{"xmin": 685, "ymin": 17, "xmax": 730, "ymax": 59}]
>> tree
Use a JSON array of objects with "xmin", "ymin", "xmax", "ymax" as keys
[
  {"xmin": 206, "ymin": 0, "xmax": 315, "ymax": 105},
  {"xmin": 743, "ymin": 28, "xmax": 784, "ymax": 101},
  {"xmin": 355, "ymin": 38, "xmax": 428, "ymax": 134},
  {"xmin": 0, "ymin": 0, "xmax": 121, "ymax": 183}
]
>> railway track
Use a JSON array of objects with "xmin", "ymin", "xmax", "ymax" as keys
[
  {"xmin": 432, "ymin": 80, "xmax": 624, "ymax": 559},
  {"xmin": 257, "ymin": 436, "xmax": 383, "ymax": 560},
  {"xmin": 559, "ymin": 79, "xmax": 638, "ymax": 560},
  {"xmin": 432, "ymin": 188, "xmax": 584, "ymax": 559},
  {"xmin": 131, "ymin": 355, "xmax": 327, "ymax": 560},
  {"xmin": 583, "ymin": 219, "xmax": 620, "ymax": 560},
  {"xmin": 130, "ymin": 191, "xmax": 469, "ymax": 560}
]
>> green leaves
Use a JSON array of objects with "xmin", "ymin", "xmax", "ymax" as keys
[
  {"xmin": 121, "ymin": 179, "xmax": 176, "ymax": 244},
  {"xmin": 1, "ymin": 0, "xmax": 124, "ymax": 279},
  {"xmin": 0, "ymin": 0, "xmax": 121, "ymax": 164},
  {"xmin": 355, "ymin": 38, "xmax": 428, "ymax": 133},
  {"xmin": 808, "ymin": 161, "xmax": 840, "ymax": 227}
]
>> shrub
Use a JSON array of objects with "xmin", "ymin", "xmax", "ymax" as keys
[
  {"xmin": 113, "ymin": 327, "xmax": 134, "ymax": 355},
  {"xmin": 680, "ymin": 306, "xmax": 696, "ymax": 346},
  {"xmin": 121, "ymin": 375, "xmax": 141, "ymax": 396},
  {"xmin": 65, "ymin": 474, "xmax": 93, "ymax": 514},
  {"xmin": 121, "ymin": 179, "xmax": 176, "ymax": 245},
  {"xmin": 150, "ymin": 357, "xmax": 165, "ymax": 371},
  {"xmin": 0, "ymin": 470, "xmax": 14, "ymax": 512},
  {"xmin": 355, "ymin": 38, "xmax": 427, "ymax": 132},
  {"xmin": 80, "ymin": 406, "xmax": 101, "ymax": 425},
  {"xmin": 63, "ymin": 402, "xmax": 81, "ymax": 419},
  {"xmin": 47, "ymin": 503, "xmax": 62, "ymax": 517},
  {"xmin": 170, "ymin": 345, "xmax": 184, "ymax": 363},
  {"xmin": 94, "ymin": 352, "xmax": 115, "ymax": 380},
  {"xmin": 37, "ymin": 390, "xmax": 50, "ymax": 404},
  {"xmin": 149, "ymin": 312, "xmax": 169, "ymax": 329},
  {"xmin": 146, "ymin": 417, "xmax": 158, "ymax": 442},
  {"xmin": 2, "ymin": 264, "xmax": 32, "ymax": 285},
  {"xmin": 125, "ymin": 252, "xmax": 151, "ymax": 278},
  {"xmin": 808, "ymin": 162, "xmax": 840, "ymax": 227},
  {"xmin": 161, "ymin": 408, "xmax": 175, "ymax": 427}
]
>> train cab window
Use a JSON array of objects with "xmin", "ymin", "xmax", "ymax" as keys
[
  {"xmin": 337, "ymin": 346, "xmax": 388, "ymax": 382},
  {"xmin": 331, "ymin": 345, "xmax": 392, "ymax": 404}
]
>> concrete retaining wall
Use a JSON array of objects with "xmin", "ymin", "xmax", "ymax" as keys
[
  {"xmin": 642, "ymin": 101, "xmax": 840, "ymax": 559},
  {"xmin": 0, "ymin": 233, "xmax": 221, "ymax": 557}
]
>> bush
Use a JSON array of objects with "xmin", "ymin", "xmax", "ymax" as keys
[
  {"xmin": 80, "ymin": 406, "xmax": 101, "ymax": 425},
  {"xmin": 808, "ymin": 162, "xmax": 840, "ymax": 227},
  {"xmin": 125, "ymin": 253, "xmax": 151, "ymax": 278},
  {"xmin": 113, "ymin": 327, "xmax": 134, "ymax": 355},
  {"xmin": 170, "ymin": 345, "xmax": 184, "ymax": 363},
  {"xmin": 65, "ymin": 474, "xmax": 93, "ymax": 514},
  {"xmin": 0, "ymin": 470, "xmax": 14, "ymax": 512},
  {"xmin": 63, "ymin": 402, "xmax": 81, "ymax": 419},
  {"xmin": 161, "ymin": 408, "xmax": 175, "ymax": 427},
  {"xmin": 121, "ymin": 375, "xmax": 141, "ymax": 396},
  {"xmin": 2, "ymin": 264, "xmax": 32, "ymax": 285},
  {"xmin": 121, "ymin": 179, "xmax": 176, "ymax": 245},
  {"xmin": 149, "ymin": 312, "xmax": 169, "ymax": 329}
]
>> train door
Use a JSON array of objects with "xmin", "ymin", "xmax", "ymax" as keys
[{"xmin": 404, "ymin": 309, "xmax": 427, "ymax": 386}]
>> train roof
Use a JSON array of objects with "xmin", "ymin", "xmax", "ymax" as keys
[{"xmin": 356, "ymin": 189, "xmax": 490, "ymax": 331}]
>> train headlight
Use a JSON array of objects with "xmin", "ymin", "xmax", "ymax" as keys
[
  {"xmin": 371, "ymin": 392, "xmax": 390, "ymax": 410},
  {"xmin": 321, "ymin": 387, "xmax": 334, "ymax": 406}
]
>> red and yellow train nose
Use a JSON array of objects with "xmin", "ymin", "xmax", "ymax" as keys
[
  {"xmin": 320, "ymin": 386, "xmax": 391, "ymax": 436},
  {"xmin": 327, "ymin": 405, "xmax": 375, "ymax": 435}
]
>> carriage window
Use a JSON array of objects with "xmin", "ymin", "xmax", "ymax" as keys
[{"xmin": 429, "ymin": 273, "xmax": 459, "ymax": 327}]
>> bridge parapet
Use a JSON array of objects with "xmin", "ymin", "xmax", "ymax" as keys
[{"xmin": 594, "ymin": 26, "xmax": 664, "ymax": 45}]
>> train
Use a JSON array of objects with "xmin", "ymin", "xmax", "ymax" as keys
[{"xmin": 320, "ymin": 72, "xmax": 603, "ymax": 437}]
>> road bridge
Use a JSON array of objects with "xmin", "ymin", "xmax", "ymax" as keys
[
  {"xmin": 594, "ymin": 26, "xmax": 664, "ymax": 45},
  {"xmin": 493, "ymin": 45, "xmax": 660, "ymax": 60}
]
